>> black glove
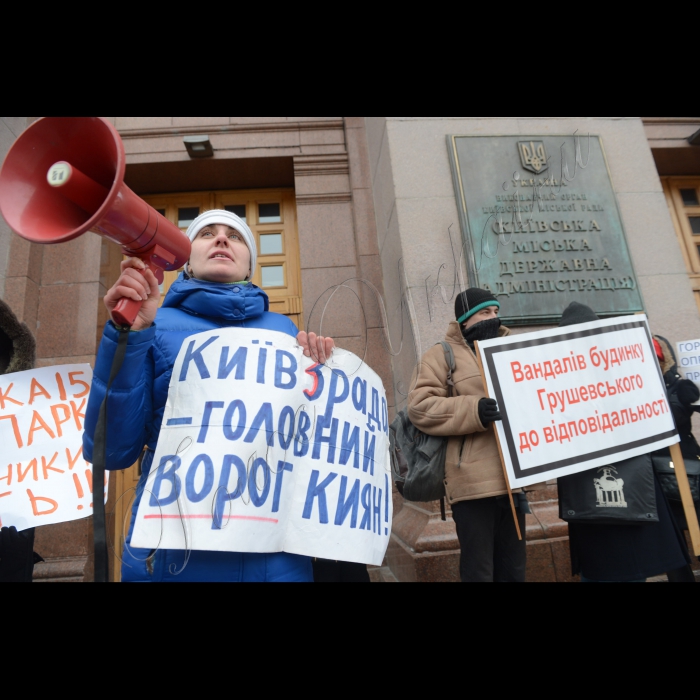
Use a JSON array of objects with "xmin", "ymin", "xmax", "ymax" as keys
[
  {"xmin": 675, "ymin": 380, "xmax": 700, "ymax": 407},
  {"xmin": 0, "ymin": 527, "xmax": 34, "ymax": 582},
  {"xmin": 478, "ymin": 398, "xmax": 502, "ymax": 426}
]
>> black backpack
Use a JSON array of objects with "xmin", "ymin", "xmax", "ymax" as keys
[{"xmin": 390, "ymin": 342, "xmax": 456, "ymax": 521}]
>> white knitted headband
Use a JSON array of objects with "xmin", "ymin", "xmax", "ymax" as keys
[{"xmin": 185, "ymin": 210, "xmax": 257, "ymax": 280}]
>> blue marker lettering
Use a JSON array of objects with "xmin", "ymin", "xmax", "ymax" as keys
[
  {"xmin": 179, "ymin": 336, "xmax": 219, "ymax": 382},
  {"xmin": 303, "ymin": 470, "xmax": 338, "ymax": 524},
  {"xmin": 274, "ymin": 350, "xmax": 297, "ymax": 390}
]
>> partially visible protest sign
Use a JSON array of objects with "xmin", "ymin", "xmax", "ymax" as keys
[
  {"xmin": 676, "ymin": 339, "xmax": 700, "ymax": 404},
  {"xmin": 477, "ymin": 316, "xmax": 678, "ymax": 488},
  {"xmin": 0, "ymin": 365, "xmax": 99, "ymax": 531},
  {"xmin": 132, "ymin": 329, "xmax": 391, "ymax": 567}
]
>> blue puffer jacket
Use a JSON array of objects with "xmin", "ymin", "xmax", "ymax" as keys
[{"xmin": 84, "ymin": 275, "xmax": 313, "ymax": 583}]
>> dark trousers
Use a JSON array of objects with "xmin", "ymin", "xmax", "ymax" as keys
[
  {"xmin": 667, "ymin": 500, "xmax": 698, "ymax": 582},
  {"xmin": 452, "ymin": 497, "xmax": 527, "ymax": 583},
  {"xmin": 0, "ymin": 528, "xmax": 37, "ymax": 583},
  {"xmin": 667, "ymin": 566, "xmax": 696, "ymax": 583},
  {"xmin": 312, "ymin": 559, "xmax": 371, "ymax": 583}
]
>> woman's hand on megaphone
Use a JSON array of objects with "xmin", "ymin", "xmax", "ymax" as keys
[{"xmin": 105, "ymin": 258, "xmax": 160, "ymax": 331}]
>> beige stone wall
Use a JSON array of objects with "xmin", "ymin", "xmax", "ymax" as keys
[
  {"xmin": 644, "ymin": 117, "xmax": 700, "ymax": 147},
  {"xmin": 644, "ymin": 117, "xmax": 700, "ymax": 176},
  {"xmin": 367, "ymin": 117, "xmax": 700, "ymax": 408},
  {"xmin": 0, "ymin": 118, "xmax": 26, "ymax": 296}
]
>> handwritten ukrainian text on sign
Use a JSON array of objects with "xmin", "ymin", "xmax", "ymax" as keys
[
  {"xmin": 0, "ymin": 365, "xmax": 97, "ymax": 531},
  {"xmin": 477, "ymin": 317, "xmax": 678, "ymax": 488},
  {"xmin": 132, "ymin": 329, "xmax": 392, "ymax": 567}
]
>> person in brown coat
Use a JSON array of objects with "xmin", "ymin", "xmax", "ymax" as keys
[{"xmin": 408, "ymin": 288, "xmax": 528, "ymax": 583}]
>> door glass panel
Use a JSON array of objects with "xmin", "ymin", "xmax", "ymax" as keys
[
  {"xmin": 259, "ymin": 203, "xmax": 282, "ymax": 224},
  {"xmin": 225, "ymin": 204, "xmax": 247, "ymax": 222},
  {"xmin": 262, "ymin": 265, "xmax": 285, "ymax": 288},
  {"xmin": 691, "ymin": 217, "xmax": 700, "ymax": 235},
  {"xmin": 156, "ymin": 208, "xmax": 166, "ymax": 217},
  {"xmin": 681, "ymin": 189, "xmax": 700, "ymax": 207},
  {"xmin": 260, "ymin": 233, "xmax": 283, "ymax": 255},
  {"xmin": 178, "ymin": 207, "xmax": 200, "ymax": 228}
]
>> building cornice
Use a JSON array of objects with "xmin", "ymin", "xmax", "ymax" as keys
[
  {"xmin": 294, "ymin": 154, "xmax": 349, "ymax": 177},
  {"xmin": 118, "ymin": 119, "xmax": 345, "ymax": 139},
  {"xmin": 642, "ymin": 117, "xmax": 700, "ymax": 125}
]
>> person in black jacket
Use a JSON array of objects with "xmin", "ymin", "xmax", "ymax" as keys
[
  {"xmin": 0, "ymin": 298, "xmax": 42, "ymax": 582},
  {"xmin": 652, "ymin": 336, "xmax": 700, "ymax": 580},
  {"xmin": 654, "ymin": 336, "xmax": 700, "ymax": 466},
  {"xmin": 0, "ymin": 526, "xmax": 41, "ymax": 583},
  {"xmin": 557, "ymin": 303, "xmax": 692, "ymax": 583}
]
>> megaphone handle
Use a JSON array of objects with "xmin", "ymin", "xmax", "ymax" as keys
[
  {"xmin": 112, "ymin": 297, "xmax": 144, "ymax": 328},
  {"xmin": 111, "ymin": 260, "xmax": 164, "ymax": 328}
]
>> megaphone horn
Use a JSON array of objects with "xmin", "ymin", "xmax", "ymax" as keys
[{"xmin": 0, "ymin": 117, "xmax": 191, "ymax": 327}]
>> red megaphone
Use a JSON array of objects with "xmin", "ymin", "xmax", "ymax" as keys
[{"xmin": 0, "ymin": 117, "xmax": 191, "ymax": 327}]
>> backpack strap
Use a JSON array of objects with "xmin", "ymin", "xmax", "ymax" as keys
[
  {"xmin": 437, "ymin": 342, "xmax": 455, "ymax": 523},
  {"xmin": 438, "ymin": 342, "xmax": 456, "ymax": 398}
]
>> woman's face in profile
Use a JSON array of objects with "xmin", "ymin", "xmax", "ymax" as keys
[{"xmin": 189, "ymin": 224, "xmax": 252, "ymax": 283}]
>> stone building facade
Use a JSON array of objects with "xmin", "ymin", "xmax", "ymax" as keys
[{"xmin": 1, "ymin": 116, "xmax": 698, "ymax": 582}]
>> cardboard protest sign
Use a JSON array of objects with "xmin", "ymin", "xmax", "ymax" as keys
[
  {"xmin": 131, "ymin": 329, "xmax": 392, "ymax": 567},
  {"xmin": 477, "ymin": 316, "xmax": 678, "ymax": 488},
  {"xmin": 675, "ymin": 340, "xmax": 700, "ymax": 405},
  {"xmin": 0, "ymin": 365, "xmax": 100, "ymax": 531}
]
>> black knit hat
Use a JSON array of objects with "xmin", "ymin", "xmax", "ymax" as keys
[
  {"xmin": 559, "ymin": 302, "xmax": 599, "ymax": 328},
  {"xmin": 455, "ymin": 288, "xmax": 500, "ymax": 325}
]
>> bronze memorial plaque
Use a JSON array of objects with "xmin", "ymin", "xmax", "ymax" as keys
[{"xmin": 448, "ymin": 135, "xmax": 644, "ymax": 325}]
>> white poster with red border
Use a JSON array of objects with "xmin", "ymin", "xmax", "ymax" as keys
[{"xmin": 477, "ymin": 316, "xmax": 679, "ymax": 488}]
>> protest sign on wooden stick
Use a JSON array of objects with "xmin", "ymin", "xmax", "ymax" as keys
[
  {"xmin": 669, "ymin": 443, "xmax": 700, "ymax": 557},
  {"xmin": 474, "ymin": 340, "xmax": 522, "ymax": 542},
  {"xmin": 476, "ymin": 316, "xmax": 679, "ymax": 488}
]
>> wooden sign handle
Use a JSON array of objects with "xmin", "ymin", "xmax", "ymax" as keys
[
  {"xmin": 474, "ymin": 341, "xmax": 523, "ymax": 542},
  {"xmin": 668, "ymin": 443, "xmax": 700, "ymax": 557}
]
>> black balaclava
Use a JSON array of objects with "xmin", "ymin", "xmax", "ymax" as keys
[{"xmin": 462, "ymin": 318, "xmax": 501, "ymax": 349}]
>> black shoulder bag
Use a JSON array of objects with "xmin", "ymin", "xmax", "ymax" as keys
[{"xmin": 559, "ymin": 454, "xmax": 659, "ymax": 525}]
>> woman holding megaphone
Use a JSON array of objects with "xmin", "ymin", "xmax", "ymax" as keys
[{"xmin": 84, "ymin": 210, "xmax": 334, "ymax": 583}]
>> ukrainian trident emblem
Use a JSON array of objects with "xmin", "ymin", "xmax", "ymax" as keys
[{"xmin": 518, "ymin": 141, "xmax": 549, "ymax": 174}]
